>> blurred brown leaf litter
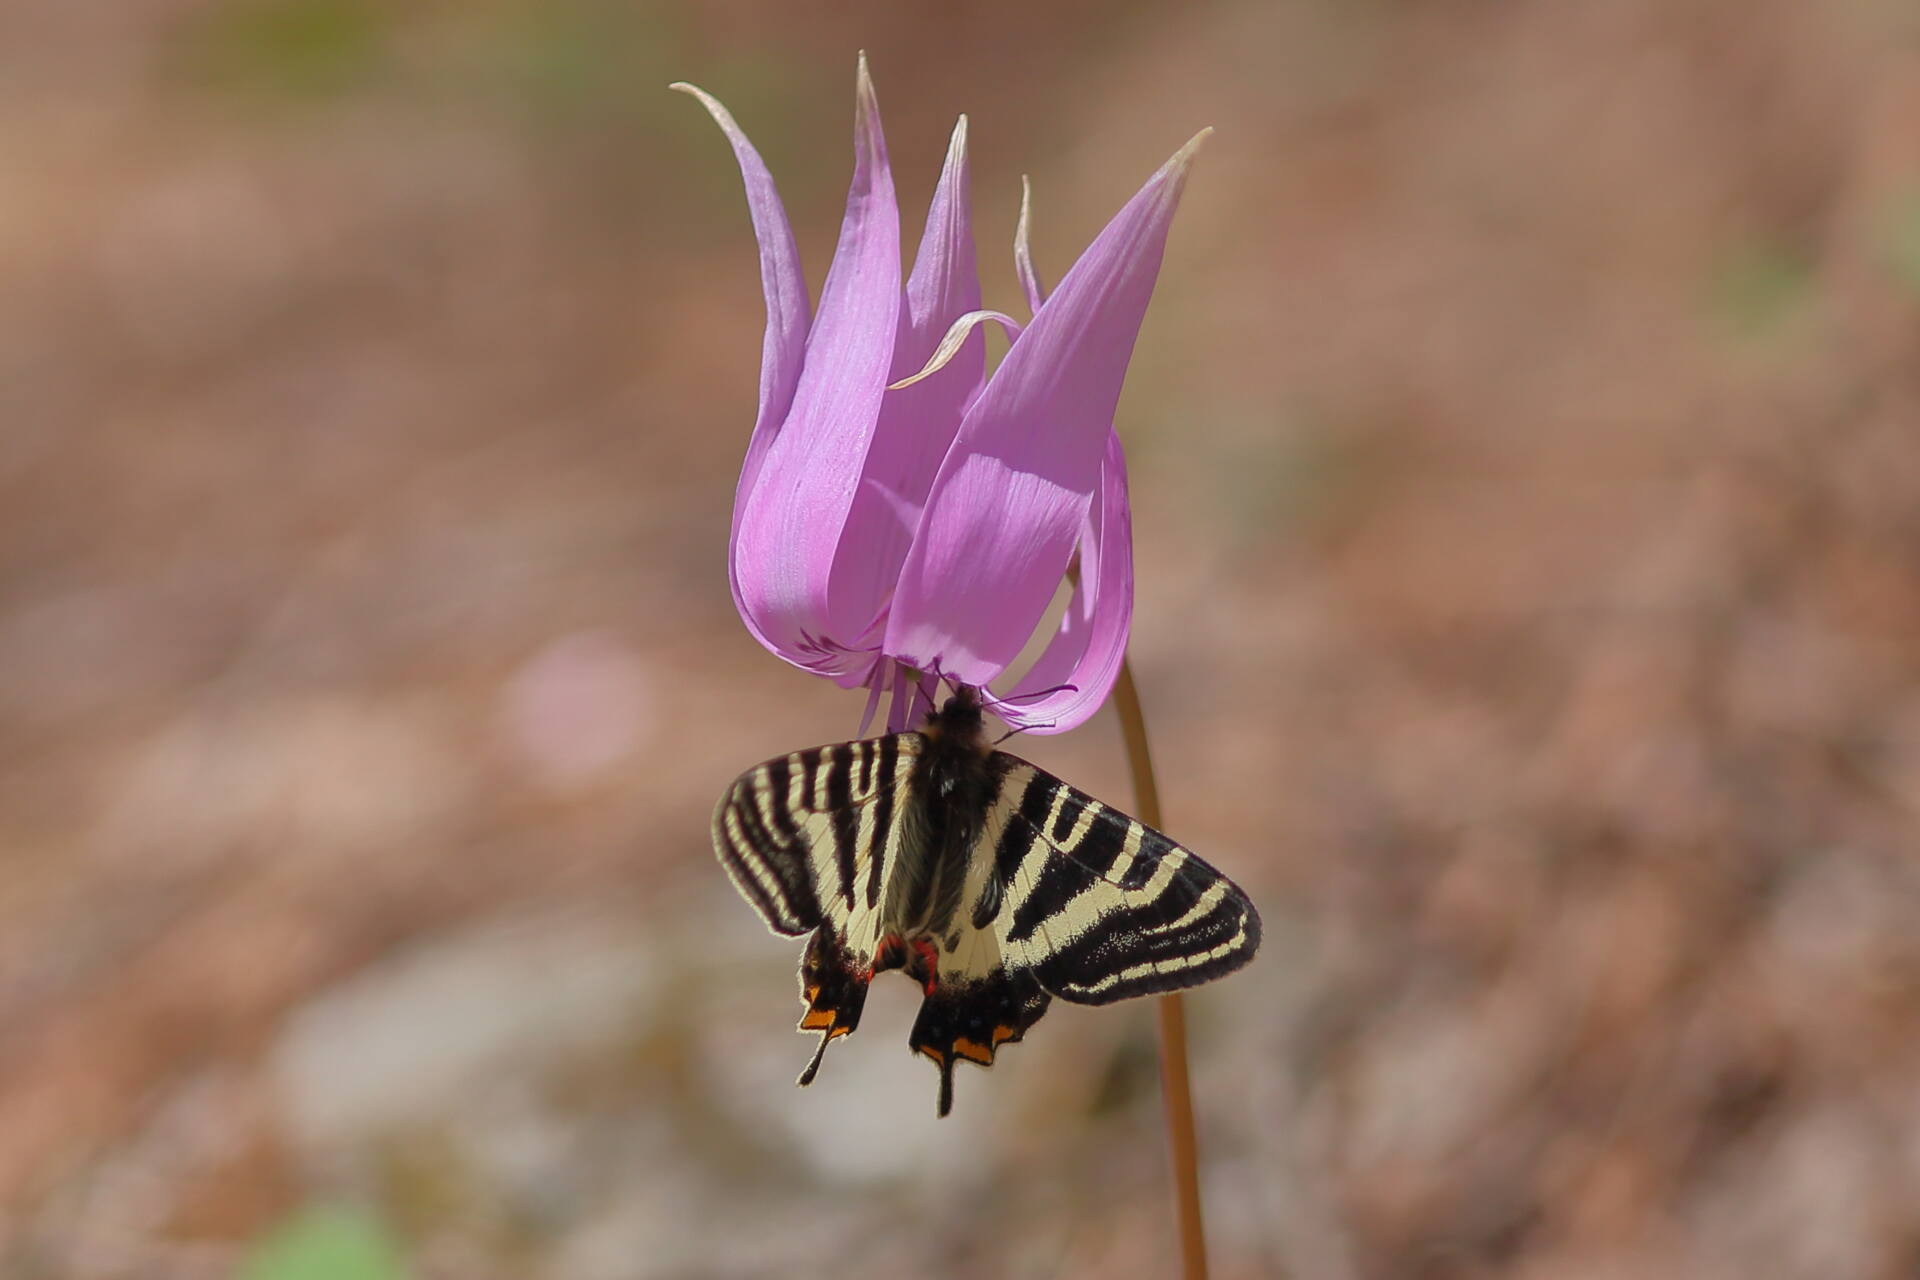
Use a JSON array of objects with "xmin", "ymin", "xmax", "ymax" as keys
[{"xmin": 6, "ymin": 0, "xmax": 1920, "ymax": 1276}]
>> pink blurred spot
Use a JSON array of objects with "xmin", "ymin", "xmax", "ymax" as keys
[{"xmin": 497, "ymin": 632, "xmax": 653, "ymax": 789}]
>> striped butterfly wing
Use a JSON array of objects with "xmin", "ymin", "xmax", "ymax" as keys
[
  {"xmin": 986, "ymin": 756, "xmax": 1262, "ymax": 1006},
  {"xmin": 907, "ymin": 755, "xmax": 1261, "ymax": 1116},
  {"xmin": 712, "ymin": 733, "xmax": 922, "ymax": 1081}
]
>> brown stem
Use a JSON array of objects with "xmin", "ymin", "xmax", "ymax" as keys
[{"xmin": 1109, "ymin": 659, "xmax": 1209, "ymax": 1280}]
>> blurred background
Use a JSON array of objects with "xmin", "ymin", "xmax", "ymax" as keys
[{"xmin": 7, "ymin": 0, "xmax": 1920, "ymax": 1276}]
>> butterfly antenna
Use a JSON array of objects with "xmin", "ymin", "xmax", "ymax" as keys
[
  {"xmin": 907, "ymin": 667, "xmax": 944, "ymax": 727},
  {"xmin": 975, "ymin": 681, "xmax": 1077, "ymax": 739},
  {"xmin": 996, "ymin": 680, "xmax": 1079, "ymax": 706}
]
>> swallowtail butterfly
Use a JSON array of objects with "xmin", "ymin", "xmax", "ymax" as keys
[{"xmin": 711, "ymin": 686, "xmax": 1262, "ymax": 1116}]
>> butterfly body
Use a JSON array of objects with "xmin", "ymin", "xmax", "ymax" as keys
[
  {"xmin": 712, "ymin": 688, "xmax": 1260, "ymax": 1116},
  {"xmin": 879, "ymin": 693, "xmax": 993, "ymax": 958}
]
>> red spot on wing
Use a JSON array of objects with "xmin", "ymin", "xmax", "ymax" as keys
[{"xmin": 910, "ymin": 938, "xmax": 941, "ymax": 995}]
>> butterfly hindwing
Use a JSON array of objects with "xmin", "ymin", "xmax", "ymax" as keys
[{"xmin": 907, "ymin": 963, "xmax": 1051, "ymax": 1119}]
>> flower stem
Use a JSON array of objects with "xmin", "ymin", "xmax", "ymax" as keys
[{"xmin": 1109, "ymin": 658, "xmax": 1209, "ymax": 1280}]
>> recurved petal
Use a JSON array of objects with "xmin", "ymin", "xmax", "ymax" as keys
[
  {"xmin": 731, "ymin": 55, "xmax": 902, "ymax": 666},
  {"xmin": 828, "ymin": 112, "xmax": 983, "ymax": 643},
  {"xmin": 671, "ymin": 79, "xmax": 812, "ymax": 653},
  {"xmin": 883, "ymin": 131, "xmax": 1206, "ymax": 686},
  {"xmin": 997, "ymin": 429, "xmax": 1134, "ymax": 733},
  {"xmin": 994, "ymin": 185, "xmax": 1127, "ymax": 732}
]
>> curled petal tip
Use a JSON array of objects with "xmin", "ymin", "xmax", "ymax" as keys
[
  {"xmin": 1015, "ymin": 174, "xmax": 1044, "ymax": 314},
  {"xmin": 888, "ymin": 309, "xmax": 1022, "ymax": 390},
  {"xmin": 669, "ymin": 80, "xmax": 736, "ymax": 130}
]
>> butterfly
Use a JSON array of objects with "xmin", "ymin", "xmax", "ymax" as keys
[{"xmin": 710, "ymin": 685, "xmax": 1262, "ymax": 1116}]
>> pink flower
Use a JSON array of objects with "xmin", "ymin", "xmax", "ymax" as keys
[{"xmin": 675, "ymin": 56, "xmax": 1204, "ymax": 734}]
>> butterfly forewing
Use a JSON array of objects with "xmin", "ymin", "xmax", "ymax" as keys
[
  {"xmin": 712, "ymin": 735, "xmax": 922, "ymax": 937},
  {"xmin": 984, "ymin": 760, "xmax": 1262, "ymax": 1005}
]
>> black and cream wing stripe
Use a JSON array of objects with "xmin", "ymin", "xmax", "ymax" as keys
[
  {"xmin": 976, "ymin": 758, "xmax": 1261, "ymax": 1005},
  {"xmin": 711, "ymin": 733, "xmax": 922, "ymax": 939}
]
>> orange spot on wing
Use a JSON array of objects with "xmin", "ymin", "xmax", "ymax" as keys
[
  {"xmin": 991, "ymin": 1024, "xmax": 1019, "ymax": 1044},
  {"xmin": 952, "ymin": 1037, "xmax": 994, "ymax": 1065},
  {"xmin": 799, "ymin": 1008, "xmax": 834, "ymax": 1031}
]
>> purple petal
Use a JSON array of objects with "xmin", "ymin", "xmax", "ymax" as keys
[
  {"xmin": 996, "ymin": 429, "xmax": 1134, "ymax": 733},
  {"xmin": 670, "ymin": 79, "xmax": 811, "ymax": 652},
  {"xmin": 884, "ymin": 131, "xmax": 1207, "ymax": 686},
  {"xmin": 828, "ymin": 114, "xmax": 983, "ymax": 643},
  {"xmin": 730, "ymin": 55, "xmax": 901, "ymax": 671},
  {"xmin": 994, "ymin": 180, "xmax": 1129, "ymax": 732}
]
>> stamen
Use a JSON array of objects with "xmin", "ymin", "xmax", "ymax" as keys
[
  {"xmin": 887, "ymin": 663, "xmax": 924, "ymax": 734},
  {"xmin": 855, "ymin": 667, "xmax": 886, "ymax": 738}
]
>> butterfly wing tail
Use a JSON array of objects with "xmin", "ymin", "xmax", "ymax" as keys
[{"xmin": 795, "ymin": 923, "xmax": 874, "ymax": 1086}]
